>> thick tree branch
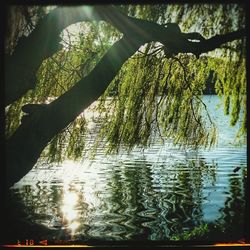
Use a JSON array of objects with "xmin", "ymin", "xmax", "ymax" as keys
[
  {"xmin": 6, "ymin": 36, "xmax": 142, "ymax": 187},
  {"xmin": 97, "ymin": 6, "xmax": 246, "ymax": 57},
  {"xmin": 180, "ymin": 28, "xmax": 246, "ymax": 56},
  {"xmin": 5, "ymin": 5, "xmax": 105, "ymax": 106},
  {"xmin": 5, "ymin": 5, "xmax": 246, "ymax": 106}
]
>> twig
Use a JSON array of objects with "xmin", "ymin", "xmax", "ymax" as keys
[{"xmin": 172, "ymin": 56, "xmax": 214, "ymax": 127}]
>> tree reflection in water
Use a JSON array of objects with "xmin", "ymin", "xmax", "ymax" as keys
[
  {"xmin": 102, "ymin": 157, "xmax": 217, "ymax": 240},
  {"xmin": 214, "ymin": 167, "xmax": 246, "ymax": 241},
  {"xmin": 5, "ymin": 154, "xmax": 246, "ymax": 242}
]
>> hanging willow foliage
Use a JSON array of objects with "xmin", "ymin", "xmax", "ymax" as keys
[
  {"xmin": 91, "ymin": 53, "xmax": 217, "ymax": 155},
  {"xmin": 5, "ymin": 4, "xmax": 246, "ymax": 162}
]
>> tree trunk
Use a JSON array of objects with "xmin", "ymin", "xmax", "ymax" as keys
[
  {"xmin": 6, "ymin": 37, "xmax": 142, "ymax": 187},
  {"xmin": 4, "ymin": 6, "xmax": 104, "ymax": 106}
]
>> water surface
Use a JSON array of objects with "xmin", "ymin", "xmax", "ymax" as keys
[{"xmin": 7, "ymin": 95, "xmax": 247, "ymax": 243}]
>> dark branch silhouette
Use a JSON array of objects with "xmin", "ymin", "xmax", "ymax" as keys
[{"xmin": 5, "ymin": 5, "xmax": 246, "ymax": 106}]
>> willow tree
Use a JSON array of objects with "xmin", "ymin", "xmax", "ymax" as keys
[{"xmin": 5, "ymin": 4, "xmax": 246, "ymax": 187}]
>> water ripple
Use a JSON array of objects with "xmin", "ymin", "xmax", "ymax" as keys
[{"xmin": 9, "ymin": 96, "xmax": 247, "ymax": 241}]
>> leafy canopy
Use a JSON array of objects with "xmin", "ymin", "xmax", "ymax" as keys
[{"xmin": 5, "ymin": 4, "xmax": 246, "ymax": 162}]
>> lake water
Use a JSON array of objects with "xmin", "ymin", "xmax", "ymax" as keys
[{"xmin": 6, "ymin": 95, "xmax": 247, "ymax": 244}]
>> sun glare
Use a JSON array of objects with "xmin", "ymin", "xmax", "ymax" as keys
[
  {"xmin": 68, "ymin": 221, "xmax": 81, "ymax": 234},
  {"xmin": 62, "ymin": 205, "xmax": 78, "ymax": 221},
  {"xmin": 61, "ymin": 184, "xmax": 80, "ymax": 235},
  {"xmin": 63, "ymin": 191, "xmax": 78, "ymax": 205}
]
